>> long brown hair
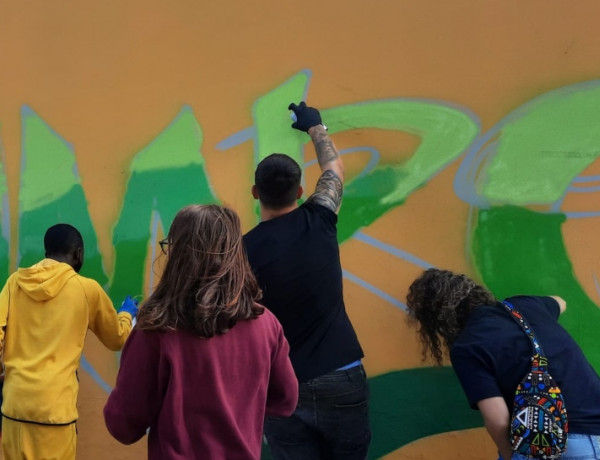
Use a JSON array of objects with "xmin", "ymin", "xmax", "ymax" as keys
[
  {"xmin": 137, "ymin": 204, "xmax": 263, "ymax": 337},
  {"xmin": 406, "ymin": 268, "xmax": 497, "ymax": 365}
]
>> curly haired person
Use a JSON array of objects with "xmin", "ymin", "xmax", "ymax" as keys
[{"xmin": 406, "ymin": 268, "xmax": 600, "ymax": 460}]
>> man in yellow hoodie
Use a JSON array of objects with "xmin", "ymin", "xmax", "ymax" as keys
[{"xmin": 0, "ymin": 223, "xmax": 138, "ymax": 460}]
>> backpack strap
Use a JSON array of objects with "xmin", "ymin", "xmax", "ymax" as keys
[{"xmin": 501, "ymin": 300, "xmax": 548, "ymax": 373}]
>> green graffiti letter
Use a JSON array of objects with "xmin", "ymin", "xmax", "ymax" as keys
[
  {"xmin": 18, "ymin": 107, "xmax": 106, "ymax": 283},
  {"xmin": 110, "ymin": 107, "xmax": 218, "ymax": 302},
  {"xmin": 326, "ymin": 101, "xmax": 479, "ymax": 241},
  {"xmin": 478, "ymin": 82, "xmax": 600, "ymax": 204},
  {"xmin": 473, "ymin": 206, "xmax": 600, "ymax": 368},
  {"xmin": 252, "ymin": 72, "xmax": 480, "ymax": 242}
]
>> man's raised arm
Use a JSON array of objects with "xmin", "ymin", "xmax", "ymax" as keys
[{"xmin": 288, "ymin": 101, "xmax": 344, "ymax": 214}]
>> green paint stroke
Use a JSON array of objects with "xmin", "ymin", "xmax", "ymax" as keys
[
  {"xmin": 18, "ymin": 107, "xmax": 106, "ymax": 284},
  {"xmin": 252, "ymin": 71, "xmax": 310, "ymax": 218},
  {"xmin": 252, "ymin": 73, "xmax": 479, "ymax": 241},
  {"xmin": 368, "ymin": 367, "xmax": 483, "ymax": 458},
  {"xmin": 110, "ymin": 106, "xmax": 219, "ymax": 303},
  {"xmin": 0, "ymin": 136, "xmax": 8, "ymax": 283},
  {"xmin": 260, "ymin": 367, "xmax": 483, "ymax": 460},
  {"xmin": 481, "ymin": 82, "xmax": 600, "ymax": 204},
  {"xmin": 326, "ymin": 101, "xmax": 479, "ymax": 242},
  {"xmin": 473, "ymin": 205, "xmax": 600, "ymax": 369},
  {"xmin": 253, "ymin": 71, "xmax": 310, "ymax": 166}
]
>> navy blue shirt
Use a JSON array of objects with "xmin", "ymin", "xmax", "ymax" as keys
[
  {"xmin": 451, "ymin": 295, "xmax": 600, "ymax": 435},
  {"xmin": 243, "ymin": 201, "xmax": 364, "ymax": 383}
]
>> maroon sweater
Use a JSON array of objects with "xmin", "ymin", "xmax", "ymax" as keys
[{"xmin": 103, "ymin": 308, "xmax": 298, "ymax": 460}]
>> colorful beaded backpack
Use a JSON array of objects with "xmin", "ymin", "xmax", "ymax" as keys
[{"xmin": 501, "ymin": 300, "xmax": 568, "ymax": 459}]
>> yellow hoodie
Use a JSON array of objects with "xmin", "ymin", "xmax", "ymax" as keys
[{"xmin": 0, "ymin": 259, "xmax": 133, "ymax": 425}]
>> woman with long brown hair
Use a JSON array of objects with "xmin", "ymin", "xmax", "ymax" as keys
[{"xmin": 104, "ymin": 205, "xmax": 298, "ymax": 460}]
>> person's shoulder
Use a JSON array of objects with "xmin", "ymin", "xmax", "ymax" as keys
[
  {"xmin": 302, "ymin": 199, "xmax": 335, "ymax": 215},
  {"xmin": 301, "ymin": 200, "xmax": 338, "ymax": 225},
  {"xmin": 5, "ymin": 271, "xmax": 19, "ymax": 284},
  {"xmin": 71, "ymin": 274, "xmax": 107, "ymax": 296},
  {"xmin": 1, "ymin": 271, "xmax": 19, "ymax": 292},
  {"xmin": 254, "ymin": 305, "xmax": 284, "ymax": 330},
  {"xmin": 243, "ymin": 224, "xmax": 261, "ymax": 241},
  {"xmin": 507, "ymin": 295, "xmax": 561, "ymax": 319},
  {"xmin": 453, "ymin": 303, "xmax": 505, "ymax": 343},
  {"xmin": 244, "ymin": 207, "xmax": 307, "ymax": 240},
  {"xmin": 129, "ymin": 327, "xmax": 160, "ymax": 340},
  {"xmin": 243, "ymin": 223, "xmax": 270, "ymax": 255},
  {"xmin": 504, "ymin": 295, "xmax": 550, "ymax": 311},
  {"xmin": 505, "ymin": 294, "xmax": 538, "ymax": 303},
  {"xmin": 122, "ymin": 327, "xmax": 163, "ymax": 351},
  {"xmin": 255, "ymin": 305, "xmax": 276, "ymax": 322},
  {"xmin": 467, "ymin": 302, "xmax": 502, "ymax": 321},
  {"xmin": 72, "ymin": 273, "xmax": 98, "ymax": 287}
]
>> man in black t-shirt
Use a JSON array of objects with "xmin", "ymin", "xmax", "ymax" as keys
[
  {"xmin": 243, "ymin": 102, "xmax": 371, "ymax": 459},
  {"xmin": 406, "ymin": 268, "xmax": 600, "ymax": 460}
]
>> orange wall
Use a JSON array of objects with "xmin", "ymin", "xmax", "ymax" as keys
[{"xmin": 1, "ymin": 1, "xmax": 599, "ymax": 458}]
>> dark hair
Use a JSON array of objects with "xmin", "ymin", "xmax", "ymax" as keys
[
  {"xmin": 44, "ymin": 224, "xmax": 84, "ymax": 256},
  {"xmin": 137, "ymin": 205, "xmax": 263, "ymax": 337},
  {"xmin": 406, "ymin": 268, "xmax": 497, "ymax": 365},
  {"xmin": 254, "ymin": 153, "xmax": 302, "ymax": 209}
]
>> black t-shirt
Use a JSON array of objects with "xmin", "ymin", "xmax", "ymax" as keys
[
  {"xmin": 450, "ymin": 295, "xmax": 600, "ymax": 435},
  {"xmin": 243, "ymin": 201, "xmax": 364, "ymax": 383}
]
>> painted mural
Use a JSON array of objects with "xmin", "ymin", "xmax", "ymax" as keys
[{"xmin": 1, "ymin": 1, "xmax": 599, "ymax": 458}]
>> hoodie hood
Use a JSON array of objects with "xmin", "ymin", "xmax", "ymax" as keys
[{"xmin": 16, "ymin": 259, "xmax": 78, "ymax": 302}]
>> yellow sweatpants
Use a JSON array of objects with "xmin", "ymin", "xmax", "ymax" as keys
[{"xmin": 1, "ymin": 417, "xmax": 76, "ymax": 460}]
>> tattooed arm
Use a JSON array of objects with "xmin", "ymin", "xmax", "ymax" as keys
[
  {"xmin": 306, "ymin": 125, "xmax": 344, "ymax": 214},
  {"xmin": 287, "ymin": 102, "xmax": 344, "ymax": 213}
]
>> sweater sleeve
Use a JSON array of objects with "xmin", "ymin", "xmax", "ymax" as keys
[
  {"xmin": 265, "ymin": 318, "xmax": 298, "ymax": 417},
  {"xmin": 82, "ymin": 277, "xmax": 132, "ymax": 351},
  {"xmin": 104, "ymin": 328, "xmax": 163, "ymax": 444}
]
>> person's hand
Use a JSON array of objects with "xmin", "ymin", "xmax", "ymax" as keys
[
  {"xmin": 119, "ymin": 295, "xmax": 139, "ymax": 317},
  {"xmin": 288, "ymin": 101, "xmax": 322, "ymax": 132}
]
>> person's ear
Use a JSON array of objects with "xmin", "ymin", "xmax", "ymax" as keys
[
  {"xmin": 296, "ymin": 186, "xmax": 303, "ymax": 199},
  {"xmin": 72, "ymin": 247, "xmax": 84, "ymax": 273},
  {"xmin": 251, "ymin": 185, "xmax": 259, "ymax": 200}
]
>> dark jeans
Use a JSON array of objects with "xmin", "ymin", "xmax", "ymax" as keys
[{"xmin": 264, "ymin": 364, "xmax": 371, "ymax": 460}]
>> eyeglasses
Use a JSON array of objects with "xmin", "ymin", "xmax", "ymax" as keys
[{"xmin": 159, "ymin": 239, "xmax": 170, "ymax": 255}]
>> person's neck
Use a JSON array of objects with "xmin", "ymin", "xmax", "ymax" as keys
[
  {"xmin": 260, "ymin": 203, "xmax": 298, "ymax": 221},
  {"xmin": 47, "ymin": 255, "xmax": 68, "ymax": 264}
]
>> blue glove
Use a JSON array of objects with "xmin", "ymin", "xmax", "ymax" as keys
[
  {"xmin": 119, "ymin": 295, "xmax": 139, "ymax": 317},
  {"xmin": 288, "ymin": 101, "xmax": 322, "ymax": 132}
]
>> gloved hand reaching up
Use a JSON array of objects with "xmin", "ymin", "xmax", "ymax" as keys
[
  {"xmin": 288, "ymin": 102, "xmax": 323, "ymax": 132},
  {"xmin": 119, "ymin": 296, "xmax": 139, "ymax": 318}
]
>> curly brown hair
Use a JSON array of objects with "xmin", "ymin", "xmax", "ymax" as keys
[
  {"xmin": 406, "ymin": 268, "xmax": 497, "ymax": 365},
  {"xmin": 137, "ymin": 205, "xmax": 263, "ymax": 338}
]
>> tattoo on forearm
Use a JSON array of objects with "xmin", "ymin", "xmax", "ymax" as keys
[
  {"xmin": 307, "ymin": 170, "xmax": 343, "ymax": 213},
  {"xmin": 311, "ymin": 127, "xmax": 339, "ymax": 168}
]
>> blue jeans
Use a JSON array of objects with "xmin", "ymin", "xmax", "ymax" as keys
[
  {"xmin": 501, "ymin": 433, "xmax": 600, "ymax": 460},
  {"xmin": 264, "ymin": 364, "xmax": 371, "ymax": 460}
]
